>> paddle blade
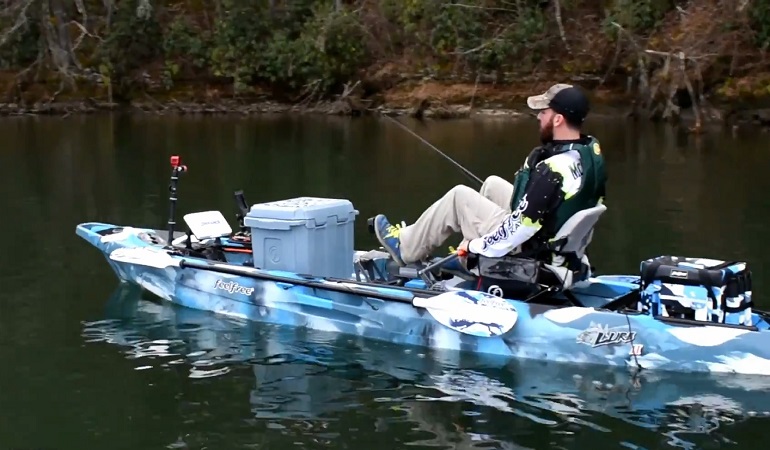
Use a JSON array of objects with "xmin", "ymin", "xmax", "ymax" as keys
[
  {"xmin": 109, "ymin": 247, "xmax": 180, "ymax": 269},
  {"xmin": 413, "ymin": 291, "xmax": 519, "ymax": 338}
]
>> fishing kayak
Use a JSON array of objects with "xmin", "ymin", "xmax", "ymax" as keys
[{"xmin": 76, "ymin": 156, "xmax": 770, "ymax": 376}]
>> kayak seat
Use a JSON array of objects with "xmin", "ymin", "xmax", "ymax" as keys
[
  {"xmin": 472, "ymin": 204, "xmax": 607, "ymax": 298},
  {"xmin": 541, "ymin": 202, "xmax": 607, "ymax": 287}
]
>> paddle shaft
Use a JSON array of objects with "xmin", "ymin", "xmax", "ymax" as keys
[
  {"xmin": 178, "ymin": 258, "xmax": 442, "ymax": 304},
  {"xmin": 383, "ymin": 115, "xmax": 483, "ymax": 187}
]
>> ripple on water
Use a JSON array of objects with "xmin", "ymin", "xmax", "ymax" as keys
[
  {"xmin": 80, "ymin": 293, "xmax": 770, "ymax": 449},
  {"xmin": 82, "ymin": 310, "xmax": 240, "ymax": 379},
  {"xmin": 189, "ymin": 366, "xmax": 231, "ymax": 379},
  {"xmin": 126, "ymin": 339, "xmax": 185, "ymax": 359}
]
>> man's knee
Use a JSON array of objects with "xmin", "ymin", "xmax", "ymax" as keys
[
  {"xmin": 482, "ymin": 175, "xmax": 507, "ymax": 189},
  {"xmin": 448, "ymin": 184, "xmax": 478, "ymax": 199},
  {"xmin": 480, "ymin": 175, "xmax": 512, "ymax": 198}
]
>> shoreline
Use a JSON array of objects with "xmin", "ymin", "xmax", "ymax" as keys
[{"xmin": 2, "ymin": 78, "xmax": 770, "ymax": 128}]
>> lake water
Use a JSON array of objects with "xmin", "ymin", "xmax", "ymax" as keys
[{"xmin": 1, "ymin": 113, "xmax": 770, "ymax": 449}]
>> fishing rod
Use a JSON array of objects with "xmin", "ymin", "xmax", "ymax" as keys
[
  {"xmin": 166, "ymin": 155, "xmax": 188, "ymax": 244},
  {"xmin": 382, "ymin": 114, "xmax": 483, "ymax": 187}
]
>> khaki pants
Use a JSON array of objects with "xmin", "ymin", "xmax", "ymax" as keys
[{"xmin": 399, "ymin": 175, "xmax": 515, "ymax": 264}]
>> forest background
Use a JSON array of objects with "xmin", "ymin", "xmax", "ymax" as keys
[{"xmin": 2, "ymin": 0, "xmax": 770, "ymax": 126}]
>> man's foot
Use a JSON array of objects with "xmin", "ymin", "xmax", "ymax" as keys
[{"xmin": 373, "ymin": 214, "xmax": 405, "ymax": 266}]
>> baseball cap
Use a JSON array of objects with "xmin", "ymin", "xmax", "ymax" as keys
[{"xmin": 526, "ymin": 83, "xmax": 590, "ymax": 126}]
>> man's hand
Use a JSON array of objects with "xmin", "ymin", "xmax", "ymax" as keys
[
  {"xmin": 454, "ymin": 240, "xmax": 470, "ymax": 267},
  {"xmin": 456, "ymin": 240, "xmax": 469, "ymax": 256}
]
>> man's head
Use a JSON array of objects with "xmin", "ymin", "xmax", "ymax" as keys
[{"xmin": 526, "ymin": 83, "xmax": 589, "ymax": 144}]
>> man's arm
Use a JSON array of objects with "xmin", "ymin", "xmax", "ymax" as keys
[
  {"xmin": 597, "ymin": 172, "xmax": 606, "ymax": 205},
  {"xmin": 468, "ymin": 164, "xmax": 565, "ymax": 258}
]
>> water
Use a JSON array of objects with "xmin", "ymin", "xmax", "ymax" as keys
[{"xmin": 1, "ymin": 113, "xmax": 770, "ymax": 449}]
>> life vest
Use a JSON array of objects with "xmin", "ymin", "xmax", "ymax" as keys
[{"xmin": 509, "ymin": 135, "xmax": 607, "ymax": 255}]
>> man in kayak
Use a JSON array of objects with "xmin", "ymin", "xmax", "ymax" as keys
[{"xmin": 372, "ymin": 83, "xmax": 607, "ymax": 273}]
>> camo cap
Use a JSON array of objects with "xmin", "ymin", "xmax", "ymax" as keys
[{"xmin": 527, "ymin": 83, "xmax": 590, "ymax": 126}]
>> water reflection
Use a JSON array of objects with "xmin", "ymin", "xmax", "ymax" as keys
[{"xmin": 82, "ymin": 284, "xmax": 770, "ymax": 449}]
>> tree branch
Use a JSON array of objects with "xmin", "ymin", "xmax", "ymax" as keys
[
  {"xmin": 0, "ymin": 0, "xmax": 35, "ymax": 48},
  {"xmin": 553, "ymin": 0, "xmax": 570, "ymax": 54}
]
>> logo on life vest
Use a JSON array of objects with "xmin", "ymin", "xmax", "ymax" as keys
[
  {"xmin": 593, "ymin": 142, "xmax": 601, "ymax": 155},
  {"xmin": 569, "ymin": 160, "xmax": 584, "ymax": 180}
]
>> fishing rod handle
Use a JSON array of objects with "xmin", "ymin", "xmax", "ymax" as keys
[{"xmin": 417, "ymin": 249, "xmax": 468, "ymax": 276}]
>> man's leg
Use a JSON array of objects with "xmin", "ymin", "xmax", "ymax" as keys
[
  {"xmin": 373, "ymin": 185, "xmax": 509, "ymax": 265},
  {"xmin": 442, "ymin": 175, "xmax": 515, "ymax": 271},
  {"xmin": 479, "ymin": 175, "xmax": 514, "ymax": 211}
]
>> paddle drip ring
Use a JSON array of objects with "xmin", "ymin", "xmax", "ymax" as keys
[{"xmin": 487, "ymin": 285, "xmax": 504, "ymax": 297}]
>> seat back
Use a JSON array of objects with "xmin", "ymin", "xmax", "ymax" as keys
[
  {"xmin": 540, "ymin": 204, "xmax": 607, "ymax": 289},
  {"xmin": 551, "ymin": 203, "xmax": 607, "ymax": 258}
]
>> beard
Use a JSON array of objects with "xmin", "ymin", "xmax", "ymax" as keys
[{"xmin": 539, "ymin": 117, "xmax": 554, "ymax": 144}]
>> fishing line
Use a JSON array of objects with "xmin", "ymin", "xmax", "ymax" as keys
[
  {"xmin": 626, "ymin": 313, "xmax": 642, "ymax": 372},
  {"xmin": 382, "ymin": 114, "xmax": 483, "ymax": 187}
]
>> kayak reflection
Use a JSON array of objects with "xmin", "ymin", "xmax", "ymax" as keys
[{"xmin": 82, "ymin": 284, "xmax": 770, "ymax": 449}]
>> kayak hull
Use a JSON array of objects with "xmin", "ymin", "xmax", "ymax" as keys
[{"xmin": 77, "ymin": 221, "xmax": 770, "ymax": 376}]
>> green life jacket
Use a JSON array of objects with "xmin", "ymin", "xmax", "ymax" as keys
[{"xmin": 509, "ymin": 135, "xmax": 607, "ymax": 247}]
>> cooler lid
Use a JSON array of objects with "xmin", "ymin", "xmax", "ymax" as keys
[{"xmin": 246, "ymin": 197, "xmax": 357, "ymax": 226}]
